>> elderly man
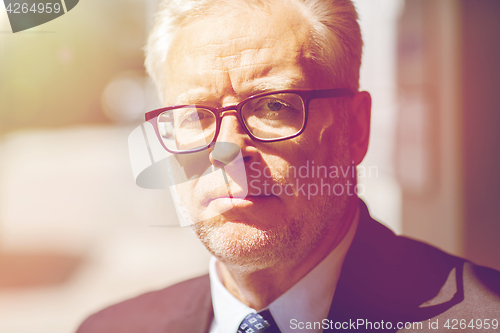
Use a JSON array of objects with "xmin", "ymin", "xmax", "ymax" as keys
[{"xmin": 77, "ymin": 0, "xmax": 500, "ymax": 332}]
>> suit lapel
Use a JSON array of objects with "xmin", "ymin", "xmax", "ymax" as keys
[{"xmin": 325, "ymin": 201, "xmax": 464, "ymax": 331}]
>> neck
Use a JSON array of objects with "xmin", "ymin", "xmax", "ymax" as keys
[{"xmin": 217, "ymin": 197, "xmax": 358, "ymax": 310}]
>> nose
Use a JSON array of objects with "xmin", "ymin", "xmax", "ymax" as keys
[
  {"xmin": 210, "ymin": 113, "xmax": 248, "ymax": 168},
  {"xmin": 210, "ymin": 142, "xmax": 240, "ymax": 167}
]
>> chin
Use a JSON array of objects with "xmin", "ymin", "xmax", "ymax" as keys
[{"xmin": 192, "ymin": 216, "xmax": 317, "ymax": 273}]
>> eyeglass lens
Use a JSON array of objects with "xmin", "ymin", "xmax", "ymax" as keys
[{"xmin": 156, "ymin": 92, "xmax": 306, "ymax": 152}]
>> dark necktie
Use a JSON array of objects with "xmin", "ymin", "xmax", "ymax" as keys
[{"xmin": 237, "ymin": 310, "xmax": 282, "ymax": 333}]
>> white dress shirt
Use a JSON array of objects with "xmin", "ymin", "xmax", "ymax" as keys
[{"xmin": 209, "ymin": 204, "xmax": 359, "ymax": 333}]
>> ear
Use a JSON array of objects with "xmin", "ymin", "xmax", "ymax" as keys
[{"xmin": 349, "ymin": 91, "xmax": 371, "ymax": 165}]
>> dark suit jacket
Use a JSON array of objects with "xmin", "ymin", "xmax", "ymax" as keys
[{"xmin": 76, "ymin": 202, "xmax": 500, "ymax": 332}]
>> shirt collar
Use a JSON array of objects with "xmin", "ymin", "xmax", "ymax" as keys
[{"xmin": 209, "ymin": 202, "xmax": 360, "ymax": 333}]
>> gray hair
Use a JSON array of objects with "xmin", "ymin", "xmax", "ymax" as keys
[{"xmin": 145, "ymin": 0, "xmax": 362, "ymax": 101}]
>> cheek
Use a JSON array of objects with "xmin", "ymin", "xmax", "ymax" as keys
[
  {"xmin": 259, "ymin": 135, "xmax": 327, "ymax": 183},
  {"xmin": 261, "ymin": 155, "xmax": 294, "ymax": 182},
  {"xmin": 306, "ymin": 99, "xmax": 341, "ymax": 145}
]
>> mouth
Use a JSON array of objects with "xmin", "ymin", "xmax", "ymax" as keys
[
  {"xmin": 207, "ymin": 194, "xmax": 276, "ymax": 207},
  {"xmin": 211, "ymin": 194, "xmax": 271, "ymax": 201}
]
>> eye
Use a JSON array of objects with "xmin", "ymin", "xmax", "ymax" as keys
[
  {"xmin": 178, "ymin": 109, "xmax": 209, "ymax": 126},
  {"xmin": 265, "ymin": 100, "xmax": 287, "ymax": 111},
  {"xmin": 241, "ymin": 93, "xmax": 304, "ymax": 126},
  {"xmin": 256, "ymin": 98, "xmax": 290, "ymax": 111},
  {"xmin": 187, "ymin": 111, "xmax": 204, "ymax": 122},
  {"xmin": 254, "ymin": 98, "xmax": 293, "ymax": 113},
  {"xmin": 249, "ymin": 98, "xmax": 298, "ymax": 120}
]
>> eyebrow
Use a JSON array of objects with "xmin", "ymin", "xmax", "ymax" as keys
[
  {"xmin": 173, "ymin": 76, "xmax": 304, "ymax": 105},
  {"xmin": 241, "ymin": 77, "xmax": 303, "ymax": 96},
  {"xmin": 174, "ymin": 88, "xmax": 213, "ymax": 105}
]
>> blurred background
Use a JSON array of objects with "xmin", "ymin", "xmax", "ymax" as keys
[{"xmin": 0, "ymin": 0, "xmax": 499, "ymax": 332}]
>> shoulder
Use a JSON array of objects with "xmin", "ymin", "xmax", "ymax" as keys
[
  {"xmin": 434, "ymin": 261, "xmax": 500, "ymax": 315},
  {"xmin": 332, "ymin": 202, "xmax": 500, "ymax": 329},
  {"xmin": 76, "ymin": 275, "xmax": 212, "ymax": 333}
]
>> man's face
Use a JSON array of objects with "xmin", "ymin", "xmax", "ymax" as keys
[{"xmin": 163, "ymin": 4, "xmax": 353, "ymax": 271}]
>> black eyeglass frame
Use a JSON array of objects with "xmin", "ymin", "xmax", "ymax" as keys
[{"xmin": 145, "ymin": 88, "xmax": 354, "ymax": 154}]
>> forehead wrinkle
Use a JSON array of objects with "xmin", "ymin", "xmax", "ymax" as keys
[
  {"xmin": 165, "ymin": 2, "xmax": 316, "ymax": 105},
  {"xmin": 205, "ymin": 35, "xmax": 276, "ymax": 49},
  {"xmin": 231, "ymin": 73, "xmax": 305, "ymax": 96},
  {"xmin": 211, "ymin": 47, "xmax": 276, "ymax": 62},
  {"xmin": 171, "ymin": 68, "xmax": 232, "ymax": 105},
  {"xmin": 175, "ymin": 87, "xmax": 212, "ymax": 105},
  {"xmin": 206, "ymin": 46, "xmax": 278, "ymax": 75},
  {"xmin": 197, "ymin": 22, "xmax": 281, "ymax": 47},
  {"xmin": 226, "ymin": 50, "xmax": 306, "ymax": 94},
  {"xmin": 228, "ymin": 61, "xmax": 307, "ymax": 94}
]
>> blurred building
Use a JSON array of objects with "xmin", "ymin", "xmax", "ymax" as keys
[{"xmin": 395, "ymin": 0, "xmax": 500, "ymax": 272}]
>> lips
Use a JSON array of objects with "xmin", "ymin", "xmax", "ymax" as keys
[
  {"xmin": 202, "ymin": 189, "xmax": 250, "ymax": 206},
  {"xmin": 206, "ymin": 195, "xmax": 277, "ymax": 212},
  {"xmin": 200, "ymin": 176, "xmax": 281, "ymax": 206},
  {"xmin": 177, "ymin": 162, "xmax": 279, "ymax": 209}
]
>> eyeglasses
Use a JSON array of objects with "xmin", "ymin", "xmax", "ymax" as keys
[{"xmin": 145, "ymin": 88, "xmax": 354, "ymax": 154}]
